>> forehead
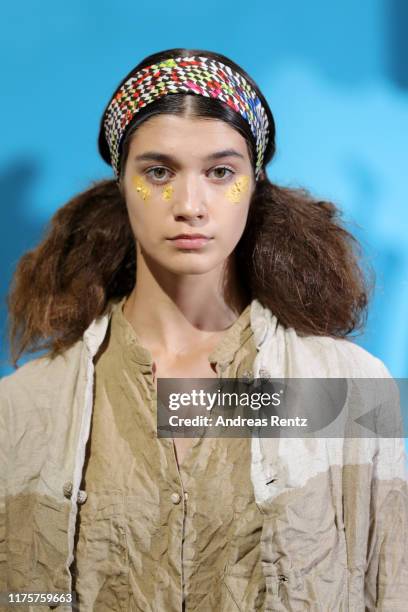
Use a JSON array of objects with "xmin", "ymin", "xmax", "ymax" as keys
[{"xmin": 127, "ymin": 114, "xmax": 249, "ymax": 156}]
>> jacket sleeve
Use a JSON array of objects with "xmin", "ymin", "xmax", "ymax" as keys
[{"xmin": 363, "ymin": 361, "xmax": 408, "ymax": 610}]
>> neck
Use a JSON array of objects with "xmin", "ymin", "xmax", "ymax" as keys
[{"xmin": 122, "ymin": 251, "xmax": 248, "ymax": 356}]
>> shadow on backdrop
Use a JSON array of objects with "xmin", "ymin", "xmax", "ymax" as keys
[
  {"xmin": 0, "ymin": 159, "xmax": 46, "ymax": 373},
  {"xmin": 388, "ymin": 0, "xmax": 408, "ymax": 89}
]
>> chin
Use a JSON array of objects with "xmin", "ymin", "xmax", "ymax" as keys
[
  {"xmin": 167, "ymin": 262, "xmax": 216, "ymax": 275},
  {"xmin": 160, "ymin": 254, "xmax": 222, "ymax": 275}
]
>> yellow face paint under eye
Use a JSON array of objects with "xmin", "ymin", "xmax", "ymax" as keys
[
  {"xmin": 132, "ymin": 175, "xmax": 151, "ymax": 201},
  {"xmin": 162, "ymin": 184, "xmax": 174, "ymax": 201},
  {"xmin": 226, "ymin": 175, "xmax": 250, "ymax": 203}
]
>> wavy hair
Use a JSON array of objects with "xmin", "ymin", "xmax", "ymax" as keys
[{"xmin": 6, "ymin": 48, "xmax": 373, "ymax": 368}]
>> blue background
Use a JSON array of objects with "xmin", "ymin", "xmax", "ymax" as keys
[{"xmin": 1, "ymin": 0, "xmax": 407, "ymax": 419}]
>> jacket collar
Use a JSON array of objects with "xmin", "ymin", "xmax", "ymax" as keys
[{"xmin": 250, "ymin": 298, "xmax": 279, "ymax": 349}]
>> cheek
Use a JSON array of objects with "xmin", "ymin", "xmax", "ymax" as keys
[
  {"xmin": 131, "ymin": 174, "xmax": 152, "ymax": 201},
  {"xmin": 225, "ymin": 175, "xmax": 250, "ymax": 204},
  {"xmin": 162, "ymin": 184, "xmax": 174, "ymax": 201},
  {"xmin": 125, "ymin": 174, "xmax": 159, "ymax": 233},
  {"xmin": 216, "ymin": 198, "xmax": 251, "ymax": 248},
  {"xmin": 125, "ymin": 178, "xmax": 157, "ymax": 240}
]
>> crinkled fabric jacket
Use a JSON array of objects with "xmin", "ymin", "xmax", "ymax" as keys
[{"xmin": 0, "ymin": 298, "xmax": 407, "ymax": 611}]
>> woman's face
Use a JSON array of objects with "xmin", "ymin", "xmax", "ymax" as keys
[{"xmin": 121, "ymin": 114, "xmax": 255, "ymax": 276}]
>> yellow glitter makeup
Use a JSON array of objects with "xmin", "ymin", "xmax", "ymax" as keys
[
  {"xmin": 226, "ymin": 175, "xmax": 250, "ymax": 203},
  {"xmin": 132, "ymin": 175, "xmax": 151, "ymax": 201},
  {"xmin": 162, "ymin": 184, "xmax": 174, "ymax": 201}
]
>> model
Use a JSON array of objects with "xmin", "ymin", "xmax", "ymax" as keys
[{"xmin": 1, "ymin": 47, "xmax": 407, "ymax": 611}]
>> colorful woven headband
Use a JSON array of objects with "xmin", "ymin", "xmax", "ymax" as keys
[{"xmin": 103, "ymin": 55, "xmax": 270, "ymax": 180}]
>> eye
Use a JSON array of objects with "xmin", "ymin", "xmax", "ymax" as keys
[
  {"xmin": 209, "ymin": 166, "xmax": 235, "ymax": 180},
  {"xmin": 145, "ymin": 166, "xmax": 172, "ymax": 183},
  {"xmin": 144, "ymin": 165, "xmax": 235, "ymax": 183}
]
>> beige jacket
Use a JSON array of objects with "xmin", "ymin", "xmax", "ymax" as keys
[{"xmin": 1, "ymin": 298, "xmax": 407, "ymax": 611}]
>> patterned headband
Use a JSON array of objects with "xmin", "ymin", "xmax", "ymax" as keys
[{"xmin": 103, "ymin": 55, "xmax": 270, "ymax": 180}]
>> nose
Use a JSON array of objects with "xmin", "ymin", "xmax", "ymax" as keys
[{"xmin": 171, "ymin": 173, "xmax": 208, "ymax": 221}]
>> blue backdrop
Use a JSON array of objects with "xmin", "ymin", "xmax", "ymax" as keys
[{"xmin": 1, "ymin": 2, "xmax": 407, "ymax": 448}]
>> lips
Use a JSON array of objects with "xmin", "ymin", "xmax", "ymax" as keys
[
  {"xmin": 168, "ymin": 235, "xmax": 212, "ymax": 249},
  {"xmin": 170, "ymin": 234, "xmax": 209, "ymax": 240}
]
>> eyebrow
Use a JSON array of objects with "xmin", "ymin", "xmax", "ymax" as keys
[{"xmin": 133, "ymin": 148, "xmax": 245, "ymax": 164}]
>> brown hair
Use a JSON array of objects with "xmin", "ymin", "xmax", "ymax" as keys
[{"xmin": 6, "ymin": 48, "xmax": 373, "ymax": 368}]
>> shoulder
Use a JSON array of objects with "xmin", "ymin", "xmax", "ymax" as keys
[
  {"xmin": 300, "ymin": 334, "xmax": 392, "ymax": 378},
  {"xmin": 252, "ymin": 299, "xmax": 391, "ymax": 378},
  {"xmin": 0, "ymin": 340, "xmax": 84, "ymax": 404},
  {"xmin": 0, "ymin": 301, "xmax": 116, "ymax": 405}
]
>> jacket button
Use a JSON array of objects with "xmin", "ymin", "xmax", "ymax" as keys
[
  {"xmin": 63, "ymin": 481, "xmax": 73, "ymax": 499},
  {"xmin": 241, "ymin": 370, "xmax": 254, "ymax": 383},
  {"xmin": 184, "ymin": 492, "xmax": 189, "ymax": 501},
  {"xmin": 77, "ymin": 489, "xmax": 88, "ymax": 504},
  {"xmin": 171, "ymin": 492, "xmax": 181, "ymax": 504}
]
